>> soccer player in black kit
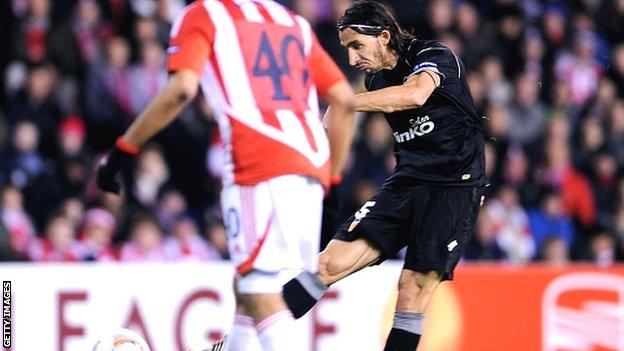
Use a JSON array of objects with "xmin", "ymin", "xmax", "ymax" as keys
[{"xmin": 282, "ymin": 1, "xmax": 486, "ymax": 350}]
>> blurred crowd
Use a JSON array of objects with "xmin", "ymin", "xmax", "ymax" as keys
[{"xmin": 0, "ymin": 0, "xmax": 622, "ymax": 266}]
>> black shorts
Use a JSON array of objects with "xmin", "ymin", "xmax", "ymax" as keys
[{"xmin": 334, "ymin": 182, "xmax": 484, "ymax": 280}]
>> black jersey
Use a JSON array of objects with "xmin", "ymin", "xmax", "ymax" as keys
[{"xmin": 365, "ymin": 39, "xmax": 485, "ymax": 186}]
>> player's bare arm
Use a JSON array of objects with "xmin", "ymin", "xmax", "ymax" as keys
[
  {"xmin": 322, "ymin": 80, "xmax": 356, "ymax": 177},
  {"xmin": 95, "ymin": 69, "xmax": 199, "ymax": 194},
  {"xmin": 122, "ymin": 69, "xmax": 199, "ymax": 148},
  {"xmin": 354, "ymin": 70, "xmax": 440, "ymax": 113}
]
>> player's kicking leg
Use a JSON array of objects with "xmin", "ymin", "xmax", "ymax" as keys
[
  {"xmin": 283, "ymin": 237, "xmax": 382, "ymax": 318},
  {"xmin": 284, "ymin": 183, "xmax": 412, "ymax": 318}
]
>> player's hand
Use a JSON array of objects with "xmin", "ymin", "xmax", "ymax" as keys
[{"xmin": 96, "ymin": 139, "xmax": 137, "ymax": 194}]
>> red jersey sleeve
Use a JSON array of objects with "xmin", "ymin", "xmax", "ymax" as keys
[
  {"xmin": 308, "ymin": 34, "xmax": 346, "ymax": 97},
  {"xmin": 167, "ymin": 2, "xmax": 215, "ymax": 76}
]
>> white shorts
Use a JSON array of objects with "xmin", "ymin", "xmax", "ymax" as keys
[{"xmin": 221, "ymin": 175, "xmax": 324, "ymax": 293}]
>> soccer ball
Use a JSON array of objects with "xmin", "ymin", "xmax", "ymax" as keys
[{"xmin": 92, "ymin": 328, "xmax": 151, "ymax": 351}]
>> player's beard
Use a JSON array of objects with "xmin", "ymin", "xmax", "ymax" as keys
[{"xmin": 368, "ymin": 42, "xmax": 387, "ymax": 74}]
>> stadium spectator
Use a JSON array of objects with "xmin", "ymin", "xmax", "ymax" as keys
[
  {"xmin": 153, "ymin": 0, "xmax": 186, "ymax": 26},
  {"xmin": 590, "ymin": 153, "xmax": 619, "ymax": 227},
  {"xmin": 541, "ymin": 4, "xmax": 568, "ymax": 98},
  {"xmin": 589, "ymin": 231, "xmax": 617, "ymax": 266},
  {"xmin": 613, "ymin": 207, "xmax": 624, "ymax": 260},
  {"xmin": 466, "ymin": 72, "xmax": 487, "ymax": 118},
  {"xmin": 1, "ymin": 120, "xmax": 61, "ymax": 227},
  {"xmin": 554, "ymin": 30, "xmax": 602, "ymax": 108},
  {"xmin": 83, "ymin": 36, "xmax": 133, "ymax": 149},
  {"xmin": 481, "ymin": 56, "xmax": 513, "ymax": 106},
  {"xmin": 27, "ymin": 214, "xmax": 80, "ymax": 262},
  {"xmin": 507, "ymin": 72, "xmax": 546, "ymax": 149},
  {"xmin": 463, "ymin": 211, "xmax": 506, "ymax": 261},
  {"xmin": 71, "ymin": 0, "xmax": 111, "ymax": 66},
  {"xmin": 574, "ymin": 117, "xmax": 606, "ymax": 175},
  {"xmin": 9, "ymin": 0, "xmax": 84, "ymax": 82},
  {"xmin": 128, "ymin": 40, "xmax": 167, "ymax": 115},
  {"xmin": 538, "ymin": 140, "xmax": 596, "ymax": 229},
  {"xmin": 550, "ymin": 80, "xmax": 578, "ymax": 123},
  {"xmin": 156, "ymin": 188, "xmax": 187, "ymax": 232},
  {"xmin": 426, "ymin": 0, "xmax": 454, "ymax": 37},
  {"xmin": 7, "ymin": 64, "xmax": 61, "ymax": 156},
  {"xmin": 9, "ymin": 0, "xmax": 53, "ymax": 65},
  {"xmin": 521, "ymin": 28, "xmax": 545, "ymax": 81},
  {"xmin": 606, "ymin": 44, "xmax": 624, "ymax": 98},
  {"xmin": 0, "ymin": 185, "xmax": 35, "ymax": 258},
  {"xmin": 119, "ymin": 215, "xmax": 168, "ymax": 261},
  {"xmin": 130, "ymin": 12, "xmax": 170, "ymax": 47},
  {"xmin": 130, "ymin": 143, "xmax": 170, "ymax": 210},
  {"xmin": 57, "ymin": 116, "xmax": 91, "ymax": 198},
  {"xmin": 486, "ymin": 185, "xmax": 535, "ymax": 264},
  {"xmin": 528, "ymin": 191, "xmax": 576, "ymax": 251},
  {"xmin": 484, "ymin": 103, "xmax": 511, "ymax": 171},
  {"xmin": 78, "ymin": 207, "xmax": 116, "ymax": 261},
  {"xmin": 455, "ymin": 2, "xmax": 494, "ymax": 72},
  {"xmin": 58, "ymin": 197, "xmax": 85, "ymax": 229},
  {"xmin": 495, "ymin": 3, "xmax": 525, "ymax": 79},
  {"xmin": 537, "ymin": 236, "xmax": 570, "ymax": 266},
  {"xmin": 598, "ymin": 0, "xmax": 624, "ymax": 45},
  {"xmin": 582, "ymin": 78, "xmax": 618, "ymax": 124},
  {"xmin": 131, "ymin": 16, "xmax": 162, "ymax": 45},
  {"xmin": 545, "ymin": 112, "xmax": 570, "ymax": 145},
  {"xmin": 500, "ymin": 146, "xmax": 541, "ymax": 208},
  {"xmin": 164, "ymin": 215, "xmax": 221, "ymax": 261},
  {"xmin": 204, "ymin": 220, "xmax": 228, "ymax": 260},
  {"xmin": 606, "ymin": 100, "xmax": 624, "ymax": 168}
]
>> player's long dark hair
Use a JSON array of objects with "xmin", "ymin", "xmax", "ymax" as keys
[{"xmin": 337, "ymin": 0, "xmax": 415, "ymax": 57}]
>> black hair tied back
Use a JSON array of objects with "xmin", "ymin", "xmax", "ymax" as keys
[{"xmin": 337, "ymin": 0, "xmax": 414, "ymax": 55}]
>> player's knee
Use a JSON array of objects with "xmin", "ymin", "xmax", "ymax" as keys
[
  {"xmin": 235, "ymin": 302, "xmax": 249, "ymax": 316},
  {"xmin": 237, "ymin": 293, "xmax": 255, "ymax": 309},
  {"xmin": 237, "ymin": 293, "xmax": 286, "ymax": 321},
  {"xmin": 317, "ymin": 251, "xmax": 346, "ymax": 285}
]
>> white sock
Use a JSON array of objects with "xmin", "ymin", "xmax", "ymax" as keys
[
  {"xmin": 256, "ymin": 310, "xmax": 299, "ymax": 351},
  {"xmin": 229, "ymin": 314, "xmax": 262, "ymax": 351}
]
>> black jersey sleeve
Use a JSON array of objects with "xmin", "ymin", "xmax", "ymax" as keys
[{"xmin": 409, "ymin": 44, "xmax": 460, "ymax": 84}]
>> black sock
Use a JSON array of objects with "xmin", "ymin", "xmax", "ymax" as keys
[
  {"xmin": 383, "ymin": 328, "xmax": 420, "ymax": 351},
  {"xmin": 383, "ymin": 312, "xmax": 423, "ymax": 351},
  {"xmin": 282, "ymin": 271, "xmax": 328, "ymax": 318}
]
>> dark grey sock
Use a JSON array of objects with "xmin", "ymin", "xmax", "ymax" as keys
[{"xmin": 383, "ymin": 312, "xmax": 424, "ymax": 351}]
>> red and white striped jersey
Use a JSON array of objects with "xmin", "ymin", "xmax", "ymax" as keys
[{"xmin": 167, "ymin": 0, "xmax": 346, "ymax": 187}]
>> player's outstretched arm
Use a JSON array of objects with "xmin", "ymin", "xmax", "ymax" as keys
[
  {"xmin": 96, "ymin": 69, "xmax": 199, "ymax": 194},
  {"xmin": 323, "ymin": 80, "xmax": 356, "ymax": 178},
  {"xmin": 121, "ymin": 69, "xmax": 199, "ymax": 147},
  {"xmin": 355, "ymin": 70, "xmax": 440, "ymax": 113}
]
